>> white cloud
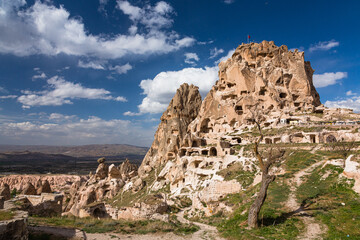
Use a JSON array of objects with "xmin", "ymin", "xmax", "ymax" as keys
[
  {"xmin": 184, "ymin": 52, "xmax": 199, "ymax": 65},
  {"xmin": 134, "ymin": 67, "xmax": 218, "ymax": 114},
  {"xmin": 309, "ymin": 40, "xmax": 339, "ymax": 52},
  {"xmin": 117, "ymin": 0, "xmax": 173, "ymax": 30},
  {"xmin": 78, "ymin": 60, "xmax": 132, "ymax": 74},
  {"xmin": 198, "ymin": 40, "xmax": 214, "ymax": 45},
  {"xmin": 313, "ymin": 72, "xmax": 347, "ymax": 88},
  {"xmin": 109, "ymin": 63, "xmax": 132, "ymax": 74},
  {"xmin": 346, "ymin": 90, "xmax": 356, "ymax": 96},
  {"xmin": 0, "ymin": 1, "xmax": 195, "ymax": 59},
  {"xmin": 0, "ymin": 115, "xmax": 155, "ymax": 146},
  {"xmin": 325, "ymin": 96, "xmax": 360, "ymax": 112},
  {"xmin": 224, "ymin": 0, "xmax": 235, "ymax": 4},
  {"xmin": 78, "ymin": 60, "xmax": 106, "ymax": 70},
  {"xmin": 215, "ymin": 48, "xmax": 235, "ymax": 64},
  {"xmin": 114, "ymin": 96, "xmax": 127, "ymax": 102},
  {"xmin": 98, "ymin": 0, "xmax": 109, "ymax": 13},
  {"xmin": 32, "ymin": 72, "xmax": 47, "ymax": 80},
  {"xmin": 49, "ymin": 113, "xmax": 77, "ymax": 121},
  {"xmin": 17, "ymin": 76, "xmax": 127, "ymax": 108},
  {"xmin": 209, "ymin": 47, "xmax": 224, "ymax": 59},
  {"xmin": 0, "ymin": 95, "xmax": 17, "ymax": 99},
  {"xmin": 123, "ymin": 111, "xmax": 142, "ymax": 116}
]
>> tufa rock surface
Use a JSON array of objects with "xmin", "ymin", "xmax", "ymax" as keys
[
  {"xmin": 21, "ymin": 183, "xmax": 36, "ymax": 195},
  {"xmin": 37, "ymin": 180, "xmax": 52, "ymax": 194},
  {"xmin": 119, "ymin": 158, "xmax": 138, "ymax": 181},
  {"xmin": 95, "ymin": 157, "xmax": 108, "ymax": 180},
  {"xmin": 187, "ymin": 40, "xmax": 320, "ymax": 140},
  {"xmin": 138, "ymin": 83, "xmax": 202, "ymax": 177},
  {"xmin": 0, "ymin": 183, "xmax": 11, "ymax": 200}
]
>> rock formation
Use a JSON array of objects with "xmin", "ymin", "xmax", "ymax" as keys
[
  {"xmin": 185, "ymin": 40, "xmax": 321, "ymax": 146},
  {"xmin": 119, "ymin": 158, "xmax": 138, "ymax": 181},
  {"xmin": 21, "ymin": 183, "xmax": 36, "ymax": 195},
  {"xmin": 0, "ymin": 175, "xmax": 85, "ymax": 193},
  {"xmin": 63, "ymin": 41, "xmax": 360, "ymax": 222},
  {"xmin": 0, "ymin": 183, "xmax": 11, "ymax": 200},
  {"xmin": 36, "ymin": 180, "xmax": 52, "ymax": 194},
  {"xmin": 138, "ymin": 83, "xmax": 202, "ymax": 177},
  {"xmin": 108, "ymin": 164, "xmax": 121, "ymax": 179},
  {"xmin": 95, "ymin": 157, "xmax": 108, "ymax": 180}
]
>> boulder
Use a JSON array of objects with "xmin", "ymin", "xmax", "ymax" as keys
[
  {"xmin": 0, "ymin": 183, "xmax": 11, "ymax": 200},
  {"xmin": 95, "ymin": 163, "xmax": 108, "ymax": 180},
  {"xmin": 108, "ymin": 164, "xmax": 121, "ymax": 179},
  {"xmin": 97, "ymin": 157, "xmax": 106, "ymax": 164},
  {"xmin": 21, "ymin": 183, "xmax": 36, "ymax": 195},
  {"xmin": 132, "ymin": 178, "xmax": 145, "ymax": 192}
]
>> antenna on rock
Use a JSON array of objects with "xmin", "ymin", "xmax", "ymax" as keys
[{"xmin": 248, "ymin": 35, "xmax": 251, "ymax": 44}]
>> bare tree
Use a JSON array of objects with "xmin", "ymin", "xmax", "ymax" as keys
[{"xmin": 247, "ymin": 107, "xmax": 284, "ymax": 229}]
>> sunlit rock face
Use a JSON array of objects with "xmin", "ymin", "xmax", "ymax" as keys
[
  {"xmin": 190, "ymin": 40, "xmax": 320, "ymax": 137},
  {"xmin": 138, "ymin": 83, "xmax": 202, "ymax": 177}
]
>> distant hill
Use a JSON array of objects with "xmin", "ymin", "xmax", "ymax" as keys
[
  {"xmin": 0, "ymin": 144, "xmax": 148, "ymax": 175},
  {"xmin": 0, "ymin": 144, "xmax": 148, "ymax": 158}
]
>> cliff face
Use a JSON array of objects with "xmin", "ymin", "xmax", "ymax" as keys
[
  {"xmin": 188, "ymin": 40, "xmax": 320, "ymax": 139},
  {"xmin": 138, "ymin": 83, "xmax": 202, "ymax": 177}
]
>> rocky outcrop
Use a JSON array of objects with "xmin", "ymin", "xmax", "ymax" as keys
[
  {"xmin": 13, "ymin": 194, "xmax": 64, "ymax": 217},
  {"xmin": 138, "ymin": 83, "xmax": 202, "ymax": 177},
  {"xmin": 108, "ymin": 164, "xmax": 121, "ymax": 179},
  {"xmin": 95, "ymin": 158, "xmax": 108, "ymax": 180},
  {"xmin": 36, "ymin": 180, "xmax": 52, "ymax": 194},
  {"xmin": 0, "ymin": 184, "xmax": 10, "ymax": 201},
  {"xmin": 343, "ymin": 155, "xmax": 360, "ymax": 194},
  {"xmin": 187, "ymin": 41, "xmax": 321, "ymax": 143},
  {"xmin": 21, "ymin": 183, "xmax": 36, "ymax": 195},
  {"xmin": 119, "ymin": 159, "xmax": 138, "ymax": 181},
  {"xmin": 0, "ymin": 175, "xmax": 86, "ymax": 193}
]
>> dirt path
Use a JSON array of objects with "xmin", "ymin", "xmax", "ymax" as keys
[
  {"xmin": 285, "ymin": 160, "xmax": 328, "ymax": 239},
  {"xmin": 175, "ymin": 208, "xmax": 226, "ymax": 240}
]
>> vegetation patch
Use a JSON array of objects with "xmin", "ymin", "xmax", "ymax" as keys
[
  {"xmin": 217, "ymin": 162, "xmax": 256, "ymax": 188},
  {"xmin": 0, "ymin": 210, "xmax": 15, "ymax": 221},
  {"xmin": 215, "ymin": 176, "xmax": 299, "ymax": 239},
  {"xmin": 295, "ymin": 163, "xmax": 360, "ymax": 239},
  {"xmin": 29, "ymin": 216, "xmax": 199, "ymax": 235},
  {"xmin": 284, "ymin": 151, "xmax": 320, "ymax": 177}
]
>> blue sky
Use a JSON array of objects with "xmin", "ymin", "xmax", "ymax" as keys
[{"xmin": 0, "ymin": 0, "xmax": 359, "ymax": 146}]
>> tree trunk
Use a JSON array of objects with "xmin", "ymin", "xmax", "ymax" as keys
[{"xmin": 247, "ymin": 172, "xmax": 276, "ymax": 228}]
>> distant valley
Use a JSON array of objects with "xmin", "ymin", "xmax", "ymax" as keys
[{"xmin": 0, "ymin": 144, "xmax": 148, "ymax": 175}]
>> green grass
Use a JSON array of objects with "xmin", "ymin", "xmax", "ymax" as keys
[
  {"xmin": 284, "ymin": 151, "xmax": 321, "ymax": 177},
  {"xmin": 30, "ymin": 215, "xmax": 199, "ymax": 235},
  {"xmin": 0, "ymin": 210, "xmax": 15, "ymax": 221},
  {"xmin": 217, "ymin": 162, "xmax": 256, "ymax": 188},
  {"xmin": 295, "ymin": 163, "xmax": 360, "ymax": 239},
  {"xmin": 211, "ymin": 173, "xmax": 301, "ymax": 239}
]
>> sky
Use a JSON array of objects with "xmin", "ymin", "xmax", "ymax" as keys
[{"xmin": 0, "ymin": 0, "xmax": 360, "ymax": 147}]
